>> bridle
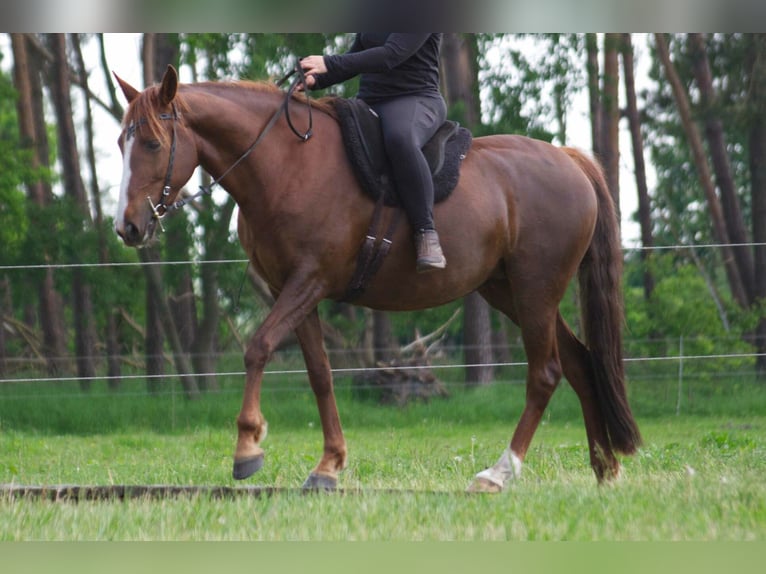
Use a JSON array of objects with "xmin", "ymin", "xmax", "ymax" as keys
[{"xmin": 127, "ymin": 64, "xmax": 313, "ymax": 232}]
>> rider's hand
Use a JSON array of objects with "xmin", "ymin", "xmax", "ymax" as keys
[{"xmin": 299, "ymin": 55, "xmax": 327, "ymax": 90}]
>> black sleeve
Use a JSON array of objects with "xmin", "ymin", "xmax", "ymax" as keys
[{"xmin": 311, "ymin": 34, "xmax": 431, "ymax": 90}]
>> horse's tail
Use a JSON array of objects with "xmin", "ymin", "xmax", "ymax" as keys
[{"xmin": 562, "ymin": 147, "xmax": 642, "ymax": 455}]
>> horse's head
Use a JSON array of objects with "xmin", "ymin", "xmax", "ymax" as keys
[{"xmin": 114, "ymin": 65, "xmax": 197, "ymax": 247}]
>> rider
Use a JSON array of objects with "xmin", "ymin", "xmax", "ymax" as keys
[{"xmin": 301, "ymin": 33, "xmax": 448, "ymax": 272}]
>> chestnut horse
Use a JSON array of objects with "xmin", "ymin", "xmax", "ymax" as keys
[{"xmin": 114, "ymin": 66, "xmax": 641, "ymax": 492}]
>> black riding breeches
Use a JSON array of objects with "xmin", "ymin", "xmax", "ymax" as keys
[{"xmin": 369, "ymin": 94, "xmax": 447, "ymax": 231}]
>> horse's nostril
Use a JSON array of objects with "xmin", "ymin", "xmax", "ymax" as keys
[{"xmin": 123, "ymin": 222, "xmax": 140, "ymax": 244}]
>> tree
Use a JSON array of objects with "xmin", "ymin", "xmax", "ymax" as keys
[
  {"xmin": 10, "ymin": 33, "xmax": 68, "ymax": 374},
  {"xmin": 643, "ymin": 34, "xmax": 766, "ymax": 378},
  {"xmin": 688, "ymin": 33, "xmax": 755, "ymax": 300},
  {"xmin": 9, "ymin": 32, "xmax": 766, "ymax": 392},
  {"xmin": 140, "ymin": 33, "xmax": 199, "ymax": 399},
  {"xmin": 746, "ymin": 34, "xmax": 766, "ymax": 374},
  {"xmin": 621, "ymin": 33, "xmax": 656, "ymax": 301},
  {"xmin": 584, "ymin": 34, "xmax": 621, "ymax": 216},
  {"xmin": 441, "ymin": 33, "xmax": 495, "ymax": 386},
  {"xmin": 0, "ymin": 58, "xmax": 29, "ymax": 378},
  {"xmin": 602, "ymin": 33, "xmax": 622, "ymax": 215},
  {"xmin": 586, "ymin": 34, "xmax": 602, "ymax": 156},
  {"xmin": 46, "ymin": 33, "xmax": 98, "ymax": 390},
  {"xmin": 654, "ymin": 33, "xmax": 749, "ymax": 308},
  {"xmin": 71, "ymin": 33, "xmax": 122, "ymax": 389}
]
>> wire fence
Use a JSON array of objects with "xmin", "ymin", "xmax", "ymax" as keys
[
  {"xmin": 1, "ymin": 340, "xmax": 762, "ymax": 428},
  {"xmin": 2, "ymin": 242, "xmax": 765, "ymax": 412},
  {"xmin": 2, "ymin": 240, "xmax": 763, "ymax": 294},
  {"xmin": 1, "ymin": 338, "xmax": 763, "ymax": 410},
  {"xmin": 2, "ymin": 240, "xmax": 766, "ymax": 272}
]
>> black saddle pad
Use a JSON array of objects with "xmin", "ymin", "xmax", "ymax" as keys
[{"xmin": 332, "ymin": 97, "xmax": 472, "ymax": 207}]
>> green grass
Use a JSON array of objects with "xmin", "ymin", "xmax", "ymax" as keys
[{"xmin": 1, "ymin": 372, "xmax": 765, "ymax": 540}]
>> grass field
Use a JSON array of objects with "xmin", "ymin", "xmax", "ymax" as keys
[{"xmin": 1, "ymin": 369, "xmax": 765, "ymax": 541}]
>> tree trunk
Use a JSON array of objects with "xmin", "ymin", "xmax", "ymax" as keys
[
  {"xmin": 586, "ymin": 33, "xmax": 602, "ymax": 156},
  {"xmin": 440, "ymin": 33, "xmax": 494, "ymax": 386},
  {"xmin": 189, "ymin": 265, "xmax": 220, "ymax": 392},
  {"xmin": 72, "ymin": 33, "xmax": 122, "ymax": 389},
  {"xmin": 622, "ymin": 33, "xmax": 656, "ymax": 300},
  {"xmin": 188, "ymin": 187, "xmax": 238, "ymax": 393},
  {"xmin": 97, "ymin": 33, "xmax": 124, "ymax": 120},
  {"xmin": 654, "ymin": 33, "xmax": 749, "ymax": 308},
  {"xmin": 184, "ymin": 63, "xmax": 223, "ymax": 391},
  {"xmin": 747, "ymin": 34, "xmax": 766, "ymax": 377},
  {"xmin": 190, "ymin": 199, "xmax": 236, "ymax": 392},
  {"xmin": 165, "ymin": 211, "xmax": 197, "ymax": 359},
  {"xmin": 10, "ymin": 33, "xmax": 68, "ymax": 375},
  {"xmin": 138, "ymin": 32, "xmax": 201, "ymax": 396},
  {"xmin": 491, "ymin": 314, "xmax": 512, "ymax": 365},
  {"xmin": 169, "ymin": 271, "xmax": 197, "ymax": 354},
  {"xmin": 140, "ymin": 248, "xmax": 199, "ymax": 399},
  {"xmin": 463, "ymin": 292, "xmax": 494, "ymax": 386},
  {"xmin": 688, "ymin": 33, "xmax": 755, "ymax": 303},
  {"xmin": 0, "ymin": 278, "xmax": 9, "ymax": 378},
  {"xmin": 141, "ymin": 33, "xmax": 164, "ymax": 391},
  {"xmin": 360, "ymin": 308, "xmax": 375, "ymax": 367},
  {"xmin": 47, "ymin": 33, "xmax": 99, "ymax": 390},
  {"xmin": 145, "ymin": 273, "xmax": 165, "ymax": 395},
  {"xmin": 373, "ymin": 310, "xmax": 395, "ymax": 364},
  {"xmin": 602, "ymin": 33, "xmax": 621, "ymax": 216},
  {"xmin": 440, "ymin": 33, "xmax": 481, "ymax": 127},
  {"xmin": 147, "ymin": 34, "xmax": 196, "ymax": 382}
]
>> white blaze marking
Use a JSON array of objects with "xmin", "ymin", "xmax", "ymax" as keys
[
  {"xmin": 475, "ymin": 448, "xmax": 522, "ymax": 489},
  {"xmin": 115, "ymin": 136, "xmax": 134, "ymax": 235}
]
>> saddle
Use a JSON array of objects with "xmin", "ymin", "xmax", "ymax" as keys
[{"xmin": 331, "ymin": 98, "xmax": 472, "ymax": 206}]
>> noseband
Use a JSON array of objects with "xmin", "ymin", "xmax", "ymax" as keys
[{"xmin": 126, "ymin": 65, "xmax": 313, "ymax": 232}]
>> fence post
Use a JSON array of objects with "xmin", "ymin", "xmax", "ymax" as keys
[{"xmin": 676, "ymin": 335, "xmax": 684, "ymax": 416}]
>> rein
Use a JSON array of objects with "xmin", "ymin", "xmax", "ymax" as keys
[
  {"xmin": 135, "ymin": 64, "xmax": 313, "ymax": 229},
  {"xmin": 129, "ymin": 63, "xmax": 403, "ymax": 303}
]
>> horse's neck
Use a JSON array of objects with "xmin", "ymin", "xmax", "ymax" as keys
[
  {"xmin": 184, "ymin": 86, "xmax": 285, "ymax": 197},
  {"xmin": 185, "ymin": 85, "xmax": 283, "ymax": 149},
  {"xmin": 183, "ymin": 84, "xmax": 350, "ymax": 224}
]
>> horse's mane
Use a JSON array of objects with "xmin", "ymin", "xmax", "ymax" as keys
[
  {"xmin": 222, "ymin": 80, "xmax": 340, "ymax": 119},
  {"xmin": 124, "ymin": 79, "xmax": 340, "ymax": 145}
]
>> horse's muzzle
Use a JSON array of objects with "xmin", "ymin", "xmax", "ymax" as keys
[{"xmin": 117, "ymin": 221, "xmax": 144, "ymax": 247}]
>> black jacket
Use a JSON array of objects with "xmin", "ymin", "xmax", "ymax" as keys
[{"xmin": 312, "ymin": 33, "xmax": 442, "ymax": 103}]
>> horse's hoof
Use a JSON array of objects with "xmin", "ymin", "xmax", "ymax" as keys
[
  {"xmin": 302, "ymin": 472, "xmax": 337, "ymax": 492},
  {"xmin": 466, "ymin": 477, "xmax": 504, "ymax": 494},
  {"xmin": 232, "ymin": 453, "xmax": 264, "ymax": 480}
]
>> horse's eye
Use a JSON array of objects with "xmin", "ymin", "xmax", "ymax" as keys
[{"xmin": 144, "ymin": 140, "xmax": 161, "ymax": 151}]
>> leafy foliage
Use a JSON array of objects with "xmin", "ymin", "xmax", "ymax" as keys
[
  {"xmin": 3, "ymin": 33, "xmax": 766, "ymax": 386},
  {"xmin": 0, "ymin": 69, "xmax": 29, "ymax": 261}
]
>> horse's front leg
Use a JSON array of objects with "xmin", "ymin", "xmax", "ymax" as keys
[
  {"xmin": 231, "ymin": 321, "xmax": 284, "ymax": 480},
  {"xmin": 295, "ymin": 308, "xmax": 346, "ymax": 491},
  {"xmin": 232, "ymin": 275, "xmax": 324, "ymax": 481}
]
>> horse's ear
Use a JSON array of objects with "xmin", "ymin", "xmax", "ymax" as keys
[
  {"xmin": 113, "ymin": 72, "xmax": 140, "ymax": 103},
  {"xmin": 159, "ymin": 65, "xmax": 178, "ymax": 106}
]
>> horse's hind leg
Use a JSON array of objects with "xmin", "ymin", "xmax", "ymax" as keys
[
  {"xmin": 467, "ymin": 281, "xmax": 563, "ymax": 493},
  {"xmin": 556, "ymin": 314, "xmax": 620, "ymax": 481},
  {"xmin": 295, "ymin": 308, "xmax": 347, "ymax": 491}
]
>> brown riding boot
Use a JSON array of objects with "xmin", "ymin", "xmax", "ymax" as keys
[{"xmin": 415, "ymin": 229, "xmax": 447, "ymax": 273}]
